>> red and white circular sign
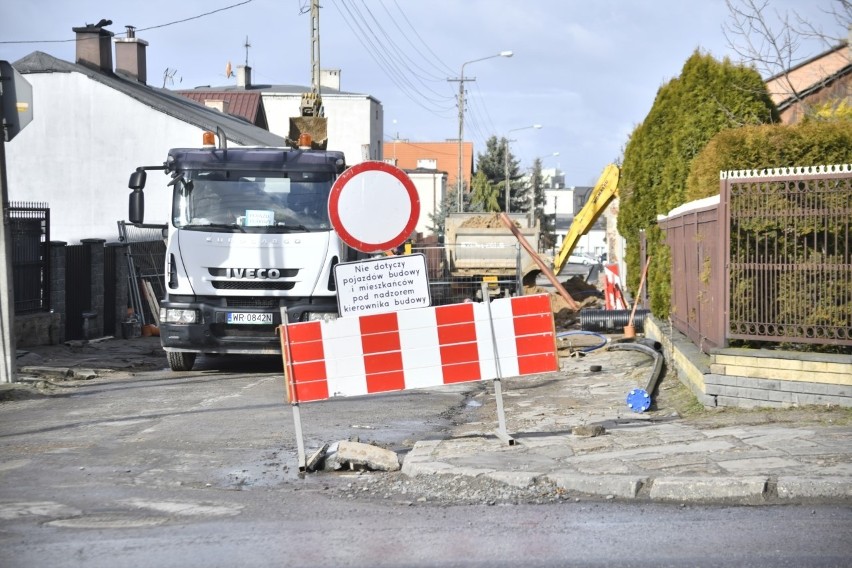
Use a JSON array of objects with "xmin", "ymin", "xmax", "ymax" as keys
[{"xmin": 328, "ymin": 161, "xmax": 420, "ymax": 253}]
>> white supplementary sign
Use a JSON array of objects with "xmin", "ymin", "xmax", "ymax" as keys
[{"xmin": 334, "ymin": 254, "xmax": 430, "ymax": 317}]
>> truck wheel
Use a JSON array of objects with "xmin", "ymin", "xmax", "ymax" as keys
[{"xmin": 167, "ymin": 351, "xmax": 197, "ymax": 372}]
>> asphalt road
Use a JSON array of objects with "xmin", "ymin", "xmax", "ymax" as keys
[{"xmin": 2, "ymin": 354, "xmax": 850, "ymax": 567}]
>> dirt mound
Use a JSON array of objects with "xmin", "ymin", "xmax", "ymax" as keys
[
  {"xmin": 522, "ymin": 274, "xmax": 604, "ymax": 329},
  {"xmin": 458, "ymin": 214, "xmax": 511, "ymax": 229}
]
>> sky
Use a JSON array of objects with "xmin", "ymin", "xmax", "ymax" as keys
[{"xmin": 1, "ymin": 0, "xmax": 847, "ymax": 186}]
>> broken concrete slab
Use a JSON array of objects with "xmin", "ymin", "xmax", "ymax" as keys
[
  {"xmin": 18, "ymin": 366, "xmax": 73, "ymax": 379},
  {"xmin": 336, "ymin": 440, "xmax": 400, "ymax": 472},
  {"xmin": 306, "ymin": 443, "xmax": 329, "ymax": 472}
]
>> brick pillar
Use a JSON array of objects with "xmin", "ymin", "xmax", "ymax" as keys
[
  {"xmin": 106, "ymin": 242, "xmax": 130, "ymax": 338},
  {"xmin": 49, "ymin": 241, "xmax": 66, "ymax": 344},
  {"xmin": 82, "ymin": 238, "xmax": 106, "ymax": 339}
]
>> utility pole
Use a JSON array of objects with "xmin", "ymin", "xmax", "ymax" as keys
[
  {"xmin": 447, "ymin": 74, "xmax": 472, "ymax": 213},
  {"xmin": 310, "ymin": 0, "xmax": 321, "ymax": 103},
  {"xmin": 448, "ymin": 51, "xmax": 512, "ymax": 213},
  {"xmin": 1, "ymin": 61, "xmax": 34, "ymax": 383},
  {"xmin": 0, "ymin": 87, "xmax": 16, "ymax": 383}
]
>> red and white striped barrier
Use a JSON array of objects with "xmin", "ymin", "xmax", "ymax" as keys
[
  {"xmin": 279, "ymin": 294, "xmax": 558, "ymax": 403},
  {"xmin": 603, "ymin": 264, "xmax": 627, "ymax": 310}
]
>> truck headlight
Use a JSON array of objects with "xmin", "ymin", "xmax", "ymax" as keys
[
  {"xmin": 306, "ymin": 312, "xmax": 338, "ymax": 323},
  {"xmin": 160, "ymin": 308, "xmax": 198, "ymax": 324}
]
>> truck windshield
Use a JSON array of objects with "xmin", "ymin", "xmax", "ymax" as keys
[{"xmin": 172, "ymin": 171, "xmax": 334, "ymax": 232}]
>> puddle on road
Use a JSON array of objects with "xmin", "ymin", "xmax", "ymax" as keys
[
  {"xmin": 43, "ymin": 498, "xmax": 242, "ymax": 529},
  {"xmin": 46, "ymin": 515, "xmax": 168, "ymax": 529},
  {"xmin": 222, "ymin": 448, "xmax": 302, "ymax": 488}
]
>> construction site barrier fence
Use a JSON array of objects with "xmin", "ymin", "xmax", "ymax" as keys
[{"xmin": 279, "ymin": 294, "xmax": 559, "ymax": 404}]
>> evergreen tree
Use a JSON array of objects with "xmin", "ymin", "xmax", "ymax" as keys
[
  {"xmin": 476, "ymin": 135, "xmax": 522, "ymax": 212},
  {"xmin": 618, "ymin": 50, "xmax": 777, "ymax": 316},
  {"xmin": 427, "ymin": 184, "xmax": 461, "ymax": 241},
  {"xmin": 468, "ymin": 171, "xmax": 499, "ymax": 212},
  {"xmin": 529, "ymin": 158, "xmax": 548, "ymax": 250}
]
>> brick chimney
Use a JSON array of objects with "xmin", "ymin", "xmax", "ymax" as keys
[
  {"xmin": 115, "ymin": 26, "xmax": 148, "ymax": 84},
  {"xmin": 237, "ymin": 65, "xmax": 252, "ymax": 88},
  {"xmin": 72, "ymin": 20, "xmax": 114, "ymax": 73}
]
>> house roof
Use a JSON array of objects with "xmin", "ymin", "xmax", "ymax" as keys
[
  {"xmin": 176, "ymin": 90, "xmax": 264, "ymax": 125},
  {"xmin": 14, "ymin": 51, "xmax": 286, "ymax": 147},
  {"xmin": 764, "ymin": 41, "xmax": 851, "ymax": 110},
  {"xmin": 182, "ymin": 83, "xmax": 379, "ymax": 102},
  {"xmin": 384, "ymin": 141, "xmax": 473, "ymax": 188}
]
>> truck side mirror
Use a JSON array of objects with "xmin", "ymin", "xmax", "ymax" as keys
[
  {"xmin": 128, "ymin": 168, "xmax": 147, "ymax": 190},
  {"xmin": 129, "ymin": 189, "xmax": 144, "ymax": 224}
]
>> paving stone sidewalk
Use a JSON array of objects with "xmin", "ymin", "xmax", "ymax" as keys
[{"xmin": 402, "ymin": 348, "xmax": 852, "ymax": 503}]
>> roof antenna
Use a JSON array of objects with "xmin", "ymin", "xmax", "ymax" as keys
[{"xmin": 244, "ymin": 36, "xmax": 251, "ymax": 67}]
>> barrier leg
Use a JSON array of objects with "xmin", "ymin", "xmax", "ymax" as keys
[
  {"xmin": 291, "ymin": 403, "xmax": 307, "ymax": 472},
  {"xmin": 493, "ymin": 378, "xmax": 515, "ymax": 446},
  {"xmin": 482, "ymin": 283, "xmax": 515, "ymax": 446}
]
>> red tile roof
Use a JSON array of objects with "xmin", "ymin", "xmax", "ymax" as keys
[
  {"xmin": 384, "ymin": 141, "xmax": 473, "ymax": 188},
  {"xmin": 765, "ymin": 42, "xmax": 851, "ymax": 124},
  {"xmin": 177, "ymin": 91, "xmax": 267, "ymax": 129}
]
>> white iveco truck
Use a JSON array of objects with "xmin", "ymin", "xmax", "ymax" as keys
[{"xmin": 128, "ymin": 133, "xmax": 352, "ymax": 371}]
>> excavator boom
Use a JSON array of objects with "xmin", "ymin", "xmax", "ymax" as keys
[{"xmin": 553, "ymin": 163, "xmax": 620, "ymax": 275}]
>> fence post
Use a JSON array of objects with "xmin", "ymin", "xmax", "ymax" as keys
[
  {"xmin": 49, "ymin": 241, "xmax": 66, "ymax": 345},
  {"xmin": 719, "ymin": 174, "xmax": 731, "ymax": 349},
  {"xmin": 106, "ymin": 242, "xmax": 129, "ymax": 338},
  {"xmin": 82, "ymin": 239, "xmax": 105, "ymax": 340}
]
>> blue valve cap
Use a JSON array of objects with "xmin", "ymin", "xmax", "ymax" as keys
[{"xmin": 626, "ymin": 388, "xmax": 651, "ymax": 413}]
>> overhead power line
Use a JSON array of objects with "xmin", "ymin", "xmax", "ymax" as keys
[
  {"xmin": 331, "ymin": 0, "xmax": 455, "ymax": 117},
  {"xmin": 0, "ymin": 0, "xmax": 256, "ymax": 45}
]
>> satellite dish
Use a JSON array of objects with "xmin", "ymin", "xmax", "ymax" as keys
[{"xmin": 225, "ymin": 61, "xmax": 233, "ymax": 78}]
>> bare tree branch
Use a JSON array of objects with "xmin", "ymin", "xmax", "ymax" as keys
[{"xmin": 724, "ymin": 0, "xmax": 851, "ymax": 112}]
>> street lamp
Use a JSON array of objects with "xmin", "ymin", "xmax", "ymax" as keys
[
  {"xmin": 452, "ymin": 51, "xmax": 513, "ymax": 212},
  {"xmin": 504, "ymin": 124, "xmax": 542, "ymax": 213}
]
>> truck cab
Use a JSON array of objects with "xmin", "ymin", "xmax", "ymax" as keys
[{"xmin": 129, "ymin": 143, "xmax": 350, "ymax": 371}]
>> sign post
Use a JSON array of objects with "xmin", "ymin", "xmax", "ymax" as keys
[
  {"xmin": 1, "ymin": 61, "xmax": 34, "ymax": 383},
  {"xmin": 286, "ymin": 161, "xmax": 422, "ymax": 463}
]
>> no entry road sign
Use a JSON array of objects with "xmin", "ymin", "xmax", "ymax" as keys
[{"xmin": 328, "ymin": 161, "xmax": 420, "ymax": 253}]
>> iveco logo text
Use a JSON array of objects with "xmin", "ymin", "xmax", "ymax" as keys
[{"xmin": 226, "ymin": 268, "xmax": 281, "ymax": 279}]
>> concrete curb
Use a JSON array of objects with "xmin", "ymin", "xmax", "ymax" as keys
[
  {"xmin": 401, "ymin": 441, "xmax": 852, "ymax": 503},
  {"xmin": 547, "ymin": 473, "xmax": 647, "ymax": 499},
  {"xmin": 648, "ymin": 476, "xmax": 768, "ymax": 502},
  {"xmin": 776, "ymin": 476, "xmax": 852, "ymax": 500}
]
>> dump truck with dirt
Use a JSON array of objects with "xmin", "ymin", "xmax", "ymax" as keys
[{"xmin": 442, "ymin": 212, "xmax": 540, "ymax": 298}]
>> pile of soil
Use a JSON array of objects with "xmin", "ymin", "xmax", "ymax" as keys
[
  {"xmin": 524, "ymin": 275, "xmax": 604, "ymax": 328},
  {"xmin": 458, "ymin": 214, "xmax": 513, "ymax": 229}
]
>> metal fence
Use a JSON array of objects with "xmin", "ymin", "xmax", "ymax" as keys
[
  {"xmin": 64, "ymin": 242, "xmax": 91, "ymax": 339},
  {"xmin": 658, "ymin": 198, "xmax": 726, "ymax": 351},
  {"xmin": 8, "ymin": 201, "xmax": 50, "ymax": 314},
  {"xmin": 117, "ymin": 221, "xmax": 166, "ymax": 326},
  {"xmin": 722, "ymin": 165, "xmax": 851, "ymax": 346},
  {"xmin": 660, "ymin": 165, "xmax": 852, "ymax": 353},
  {"xmin": 409, "ymin": 243, "xmax": 522, "ymax": 305}
]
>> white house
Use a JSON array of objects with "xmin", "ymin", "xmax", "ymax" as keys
[
  {"xmin": 5, "ymin": 23, "xmax": 287, "ymax": 244},
  {"xmin": 178, "ymin": 66, "xmax": 383, "ymax": 168},
  {"xmin": 404, "ymin": 167, "xmax": 447, "ymax": 238}
]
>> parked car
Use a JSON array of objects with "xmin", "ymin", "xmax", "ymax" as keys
[{"xmin": 567, "ymin": 254, "xmax": 595, "ymax": 265}]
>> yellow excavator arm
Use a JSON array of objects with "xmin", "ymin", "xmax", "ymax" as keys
[{"xmin": 552, "ymin": 163, "xmax": 620, "ymax": 275}]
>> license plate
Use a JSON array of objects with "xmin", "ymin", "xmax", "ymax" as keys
[{"xmin": 227, "ymin": 312, "xmax": 273, "ymax": 325}]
